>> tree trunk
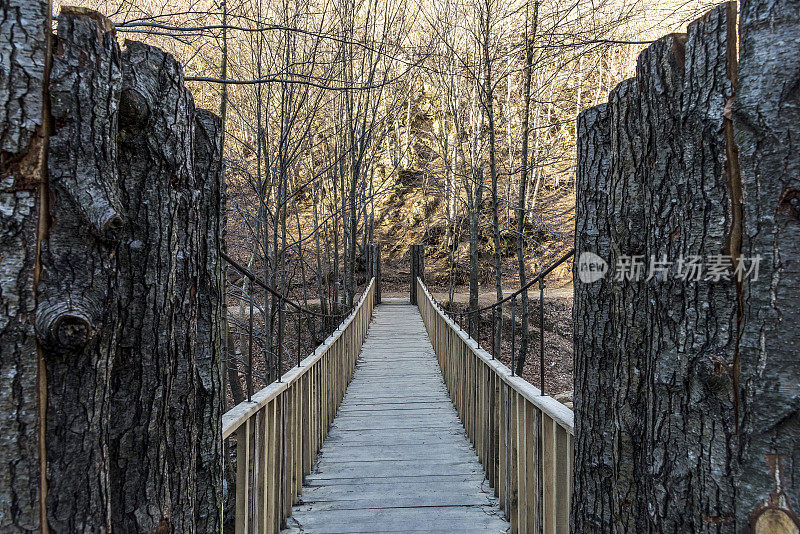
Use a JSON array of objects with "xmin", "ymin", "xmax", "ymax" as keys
[
  {"xmin": 735, "ymin": 0, "xmax": 800, "ymax": 529},
  {"xmin": 515, "ymin": 0, "xmax": 537, "ymax": 375},
  {"xmin": 607, "ymin": 77, "xmax": 649, "ymax": 533},
  {"xmin": 227, "ymin": 330, "xmax": 246, "ymax": 405},
  {"xmin": 571, "ymin": 103, "xmax": 613, "ymax": 532},
  {"xmin": 193, "ymin": 109, "xmax": 226, "ymax": 533},
  {"xmin": 637, "ymin": 33, "xmax": 688, "ymax": 532},
  {"xmin": 482, "ymin": 8, "xmax": 503, "ymax": 356},
  {"xmin": 675, "ymin": 5, "xmax": 739, "ymax": 529},
  {"xmin": 468, "ymin": 179, "xmax": 482, "ymax": 333},
  {"xmin": 39, "ymin": 9, "xmax": 122, "ymax": 531},
  {"xmin": 0, "ymin": 0, "xmax": 48, "ymax": 530},
  {"xmin": 573, "ymin": 2, "xmax": 797, "ymax": 531},
  {"xmin": 112, "ymin": 40, "xmax": 199, "ymax": 533},
  {"xmin": 1, "ymin": 8, "xmax": 226, "ymax": 531}
]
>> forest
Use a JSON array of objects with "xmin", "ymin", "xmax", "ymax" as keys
[
  {"xmin": 2, "ymin": 0, "xmax": 798, "ymax": 532},
  {"xmin": 52, "ymin": 0, "xmax": 718, "ymax": 394}
]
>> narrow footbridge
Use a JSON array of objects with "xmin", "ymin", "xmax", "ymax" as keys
[{"xmin": 223, "ymin": 278, "xmax": 574, "ymax": 534}]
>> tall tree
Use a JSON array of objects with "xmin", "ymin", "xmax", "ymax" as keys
[{"xmin": 515, "ymin": 0, "xmax": 538, "ymax": 374}]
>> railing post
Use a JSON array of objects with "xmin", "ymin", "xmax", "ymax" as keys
[
  {"xmin": 248, "ymin": 279, "xmax": 254, "ymax": 402},
  {"xmin": 375, "ymin": 244, "xmax": 382, "ymax": 304},
  {"xmin": 409, "ymin": 244, "xmax": 424, "ymax": 304},
  {"xmin": 409, "ymin": 246, "xmax": 416, "ymax": 305},
  {"xmin": 539, "ymin": 277, "xmax": 545, "ymax": 395},
  {"xmin": 277, "ymin": 299, "xmax": 284, "ymax": 383},
  {"xmin": 366, "ymin": 243, "xmax": 382, "ymax": 304},
  {"xmin": 418, "ymin": 244, "xmax": 425, "ymax": 287}
]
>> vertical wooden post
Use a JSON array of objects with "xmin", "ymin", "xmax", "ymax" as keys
[
  {"xmin": 410, "ymin": 244, "xmax": 425, "ymax": 304},
  {"xmin": 366, "ymin": 243, "xmax": 381, "ymax": 304},
  {"xmin": 235, "ymin": 419, "xmax": 250, "ymax": 534},
  {"xmin": 375, "ymin": 244, "xmax": 382, "ymax": 304},
  {"xmin": 410, "ymin": 245, "xmax": 417, "ymax": 304},
  {"xmin": 418, "ymin": 244, "xmax": 425, "ymax": 288}
]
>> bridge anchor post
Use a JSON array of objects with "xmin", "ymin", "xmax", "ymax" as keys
[{"xmin": 409, "ymin": 244, "xmax": 425, "ymax": 304}]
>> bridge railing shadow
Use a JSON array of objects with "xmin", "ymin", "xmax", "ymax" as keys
[
  {"xmin": 417, "ymin": 277, "xmax": 574, "ymax": 534},
  {"xmin": 221, "ymin": 277, "xmax": 376, "ymax": 534}
]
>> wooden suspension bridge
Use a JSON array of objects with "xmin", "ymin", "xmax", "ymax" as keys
[{"xmin": 223, "ymin": 265, "xmax": 575, "ymax": 534}]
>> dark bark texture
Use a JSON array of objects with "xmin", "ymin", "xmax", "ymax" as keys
[
  {"xmin": 39, "ymin": 9, "xmax": 122, "ymax": 531},
  {"xmin": 735, "ymin": 0, "xmax": 800, "ymax": 531},
  {"xmin": 112, "ymin": 40, "xmax": 199, "ymax": 534},
  {"xmin": 0, "ymin": 0, "xmax": 48, "ymax": 531},
  {"xmin": 677, "ymin": 5, "xmax": 739, "ymax": 530},
  {"xmin": 606, "ymin": 77, "xmax": 649, "ymax": 533},
  {"xmin": 194, "ymin": 109, "xmax": 226, "ymax": 533},
  {"xmin": 637, "ymin": 33, "xmax": 688, "ymax": 533},
  {"xmin": 0, "ymin": 5, "xmax": 227, "ymax": 531},
  {"xmin": 575, "ymin": 1, "xmax": 798, "ymax": 532},
  {"xmin": 571, "ymin": 103, "xmax": 613, "ymax": 532}
]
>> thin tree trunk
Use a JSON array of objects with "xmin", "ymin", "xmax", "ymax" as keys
[
  {"xmin": 482, "ymin": 7, "xmax": 503, "ymax": 354},
  {"xmin": 515, "ymin": 0, "xmax": 537, "ymax": 375},
  {"xmin": 227, "ymin": 331, "xmax": 246, "ymax": 405}
]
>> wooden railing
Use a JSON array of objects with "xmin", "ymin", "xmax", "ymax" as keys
[
  {"xmin": 417, "ymin": 279, "xmax": 574, "ymax": 534},
  {"xmin": 222, "ymin": 278, "xmax": 375, "ymax": 533}
]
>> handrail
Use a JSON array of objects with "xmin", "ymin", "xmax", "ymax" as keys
[
  {"xmin": 221, "ymin": 250, "xmax": 350, "ymax": 319},
  {"xmin": 440, "ymin": 248, "xmax": 574, "ymax": 391},
  {"xmin": 417, "ymin": 278, "xmax": 573, "ymax": 534},
  {"xmin": 222, "ymin": 277, "xmax": 376, "ymax": 533},
  {"xmin": 222, "ymin": 277, "xmax": 373, "ymax": 438},
  {"xmin": 453, "ymin": 249, "xmax": 574, "ymax": 316},
  {"xmin": 221, "ymin": 251, "xmax": 359, "ymax": 400}
]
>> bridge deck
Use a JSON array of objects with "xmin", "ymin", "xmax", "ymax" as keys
[{"xmin": 284, "ymin": 300, "xmax": 510, "ymax": 533}]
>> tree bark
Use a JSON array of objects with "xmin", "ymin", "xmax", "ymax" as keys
[
  {"xmin": 112, "ymin": 40, "xmax": 199, "ymax": 534},
  {"xmin": 571, "ymin": 103, "xmax": 613, "ymax": 532},
  {"xmin": 1, "ymin": 8, "xmax": 227, "ymax": 531},
  {"xmin": 637, "ymin": 33, "xmax": 688, "ymax": 532},
  {"xmin": 0, "ymin": 0, "xmax": 48, "ymax": 530},
  {"xmin": 193, "ymin": 109, "xmax": 226, "ymax": 533},
  {"xmin": 735, "ymin": 0, "xmax": 800, "ymax": 530},
  {"xmin": 676, "ymin": 4, "xmax": 739, "ymax": 529},
  {"xmin": 481, "ymin": 5, "xmax": 503, "ymax": 357},
  {"xmin": 607, "ymin": 77, "xmax": 649, "ymax": 533},
  {"xmin": 573, "ymin": 1, "xmax": 799, "ymax": 531},
  {"xmin": 39, "ymin": 8, "xmax": 123, "ymax": 531}
]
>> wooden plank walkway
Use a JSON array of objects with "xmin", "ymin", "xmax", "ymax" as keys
[{"xmin": 284, "ymin": 299, "xmax": 510, "ymax": 533}]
